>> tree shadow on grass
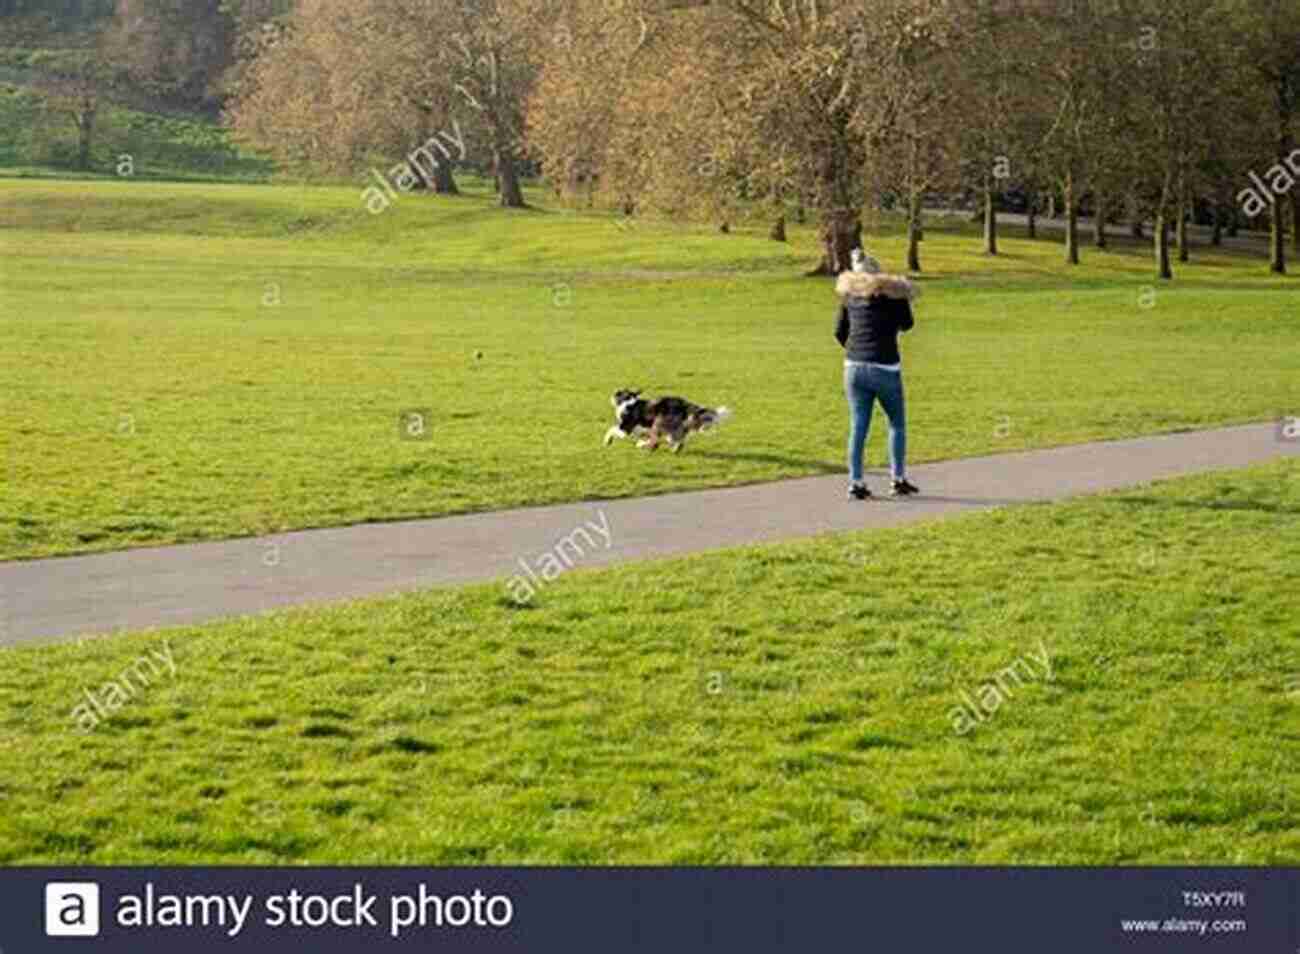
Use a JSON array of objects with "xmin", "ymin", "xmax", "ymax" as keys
[
  {"xmin": 913, "ymin": 494, "xmax": 1041, "ymax": 508},
  {"xmin": 688, "ymin": 449, "xmax": 843, "ymax": 473},
  {"xmin": 1109, "ymin": 496, "xmax": 1300, "ymax": 517}
]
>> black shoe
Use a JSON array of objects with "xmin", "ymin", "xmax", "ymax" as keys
[
  {"xmin": 891, "ymin": 478, "xmax": 919, "ymax": 497},
  {"xmin": 848, "ymin": 483, "xmax": 871, "ymax": 500}
]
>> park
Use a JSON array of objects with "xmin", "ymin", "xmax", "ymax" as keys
[{"xmin": 0, "ymin": 0, "xmax": 1297, "ymax": 873}]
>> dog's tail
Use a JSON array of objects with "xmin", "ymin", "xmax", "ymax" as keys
[{"xmin": 698, "ymin": 406, "xmax": 733, "ymax": 431}]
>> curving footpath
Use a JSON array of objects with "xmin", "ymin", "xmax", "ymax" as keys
[{"xmin": 2, "ymin": 422, "xmax": 1296, "ymax": 646}]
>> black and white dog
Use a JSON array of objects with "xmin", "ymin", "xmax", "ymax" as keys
[{"xmin": 604, "ymin": 389, "xmax": 732, "ymax": 453}]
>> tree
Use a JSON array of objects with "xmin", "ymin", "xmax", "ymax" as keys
[
  {"xmin": 530, "ymin": 0, "xmax": 882, "ymax": 274},
  {"xmin": 0, "ymin": 0, "xmax": 115, "ymax": 40},
  {"xmin": 216, "ymin": 0, "xmax": 295, "ymax": 102},
  {"xmin": 228, "ymin": 0, "xmax": 509, "ymax": 199},
  {"xmin": 1084, "ymin": 27, "xmax": 1141, "ymax": 255},
  {"xmin": 1030, "ymin": 0, "xmax": 1118, "ymax": 266},
  {"xmin": 109, "ymin": 0, "xmax": 233, "ymax": 111},
  {"xmin": 523, "ymin": 0, "xmax": 1292, "ymax": 276},
  {"xmin": 955, "ymin": 0, "xmax": 1028, "ymax": 257},
  {"xmin": 442, "ymin": 0, "xmax": 542, "ymax": 207},
  {"xmin": 668, "ymin": 0, "xmax": 874, "ymax": 274},
  {"xmin": 526, "ymin": 0, "xmax": 651, "ymax": 207},
  {"xmin": 26, "ymin": 32, "xmax": 121, "ymax": 170},
  {"xmin": 1126, "ymin": 0, "xmax": 1225, "ymax": 279},
  {"xmin": 1231, "ymin": 0, "xmax": 1300, "ymax": 274},
  {"xmin": 853, "ymin": 0, "xmax": 963, "ymax": 273}
]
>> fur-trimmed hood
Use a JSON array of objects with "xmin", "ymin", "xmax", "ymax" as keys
[{"xmin": 836, "ymin": 271, "xmax": 921, "ymax": 302}]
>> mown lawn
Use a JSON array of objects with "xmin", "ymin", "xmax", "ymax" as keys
[
  {"xmin": 2, "ymin": 177, "xmax": 1299, "ymax": 560},
  {"xmin": 0, "ymin": 460, "xmax": 1296, "ymax": 864}
]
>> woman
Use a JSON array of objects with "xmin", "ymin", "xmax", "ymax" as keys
[{"xmin": 834, "ymin": 248, "xmax": 920, "ymax": 500}]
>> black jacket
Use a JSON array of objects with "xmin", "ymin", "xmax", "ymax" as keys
[{"xmin": 834, "ymin": 272, "xmax": 915, "ymax": 365}]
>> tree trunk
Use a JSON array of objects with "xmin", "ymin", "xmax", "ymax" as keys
[
  {"xmin": 1292, "ymin": 192, "xmax": 1300, "ymax": 254},
  {"xmin": 431, "ymin": 159, "xmax": 458, "ymax": 195},
  {"xmin": 1046, "ymin": 192, "xmax": 1056, "ymax": 220},
  {"xmin": 1210, "ymin": 202, "xmax": 1223, "ymax": 246},
  {"xmin": 1128, "ymin": 193, "xmax": 1144, "ymax": 239},
  {"xmin": 719, "ymin": 221, "xmax": 730, "ymax": 234},
  {"xmin": 807, "ymin": 209, "xmax": 860, "ymax": 276},
  {"xmin": 496, "ymin": 146, "xmax": 525, "ymax": 209},
  {"xmin": 1226, "ymin": 205, "xmax": 1239, "ymax": 237},
  {"xmin": 1176, "ymin": 193, "xmax": 1190, "ymax": 263},
  {"xmin": 1026, "ymin": 191, "xmax": 1037, "ymax": 239},
  {"xmin": 76, "ymin": 104, "xmax": 96, "ymax": 171},
  {"xmin": 983, "ymin": 178, "xmax": 998, "ymax": 255},
  {"xmin": 1093, "ymin": 191, "xmax": 1107, "ymax": 249},
  {"xmin": 907, "ymin": 193, "xmax": 922, "ymax": 272},
  {"xmin": 769, "ymin": 215, "xmax": 786, "ymax": 242},
  {"xmin": 1270, "ymin": 193, "xmax": 1286, "ymax": 273},
  {"xmin": 1155, "ymin": 211, "xmax": 1172, "ymax": 280},
  {"xmin": 1063, "ymin": 176, "xmax": 1079, "ymax": 265},
  {"xmin": 1272, "ymin": 100, "xmax": 1291, "ymax": 272}
]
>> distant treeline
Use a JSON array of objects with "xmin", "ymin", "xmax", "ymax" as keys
[
  {"xmin": 0, "ymin": 0, "xmax": 116, "ymax": 25},
  {"xmin": 1, "ymin": 0, "xmax": 293, "ymax": 111}
]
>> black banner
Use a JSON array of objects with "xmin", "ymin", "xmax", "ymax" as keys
[{"xmin": 9, "ymin": 867, "xmax": 1297, "ymax": 952}]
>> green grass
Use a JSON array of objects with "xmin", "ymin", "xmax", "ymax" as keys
[
  {"xmin": 1, "ymin": 460, "xmax": 1296, "ymax": 864},
  {"xmin": 2, "ymin": 177, "xmax": 1298, "ymax": 561}
]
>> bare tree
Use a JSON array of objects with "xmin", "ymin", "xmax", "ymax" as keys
[
  {"xmin": 229, "ymin": 0, "xmax": 547, "ymax": 206},
  {"xmin": 526, "ymin": 0, "xmax": 651, "ymax": 207},
  {"xmin": 228, "ymin": 0, "xmax": 473, "ymax": 196},
  {"xmin": 1029, "ymin": 0, "xmax": 1119, "ymax": 266},
  {"xmin": 27, "ymin": 33, "xmax": 120, "ymax": 170},
  {"xmin": 110, "ymin": 0, "xmax": 232, "ymax": 110},
  {"xmin": 1131, "ymin": 0, "xmax": 1243, "ymax": 278},
  {"xmin": 956, "ymin": 0, "xmax": 1029, "ymax": 256},
  {"xmin": 532, "ymin": 0, "xmax": 879, "ymax": 274},
  {"xmin": 856, "ymin": 1, "xmax": 963, "ymax": 272},
  {"xmin": 444, "ymin": 0, "xmax": 543, "ymax": 207},
  {"xmin": 1231, "ymin": 0, "xmax": 1300, "ymax": 274}
]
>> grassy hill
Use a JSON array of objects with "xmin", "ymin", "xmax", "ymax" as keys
[
  {"xmin": 1, "ymin": 176, "xmax": 1298, "ymax": 560},
  {"xmin": 0, "ymin": 174, "xmax": 1296, "ymax": 866}
]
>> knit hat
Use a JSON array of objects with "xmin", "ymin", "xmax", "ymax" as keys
[{"xmin": 850, "ymin": 248, "xmax": 881, "ymax": 274}]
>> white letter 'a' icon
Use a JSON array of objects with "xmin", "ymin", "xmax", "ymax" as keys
[{"xmin": 45, "ymin": 882, "xmax": 101, "ymax": 936}]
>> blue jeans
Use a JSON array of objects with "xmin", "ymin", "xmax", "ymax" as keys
[{"xmin": 844, "ymin": 361, "xmax": 906, "ymax": 483}]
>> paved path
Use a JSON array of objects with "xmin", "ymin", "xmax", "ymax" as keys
[{"xmin": 3, "ymin": 422, "xmax": 1295, "ymax": 646}]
